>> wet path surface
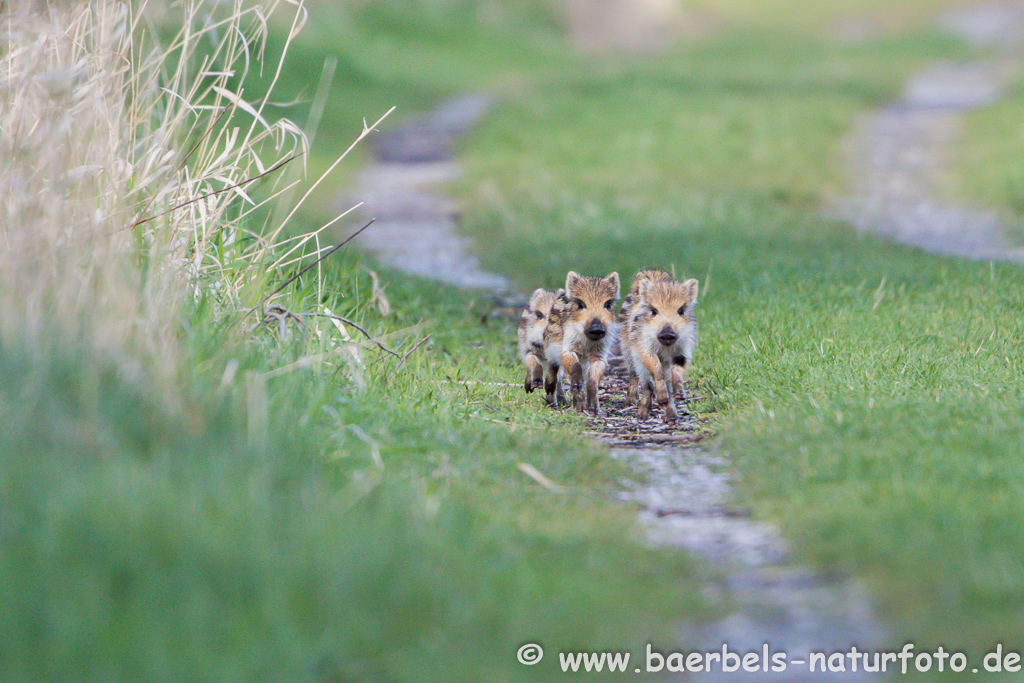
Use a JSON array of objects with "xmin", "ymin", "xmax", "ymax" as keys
[{"xmin": 831, "ymin": 2, "xmax": 1024, "ymax": 262}]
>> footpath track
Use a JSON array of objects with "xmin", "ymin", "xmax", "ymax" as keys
[
  {"xmin": 341, "ymin": 4, "xmax": 1024, "ymax": 674},
  {"xmin": 830, "ymin": 2, "xmax": 1024, "ymax": 262},
  {"xmin": 344, "ymin": 95, "xmax": 885, "ymax": 679}
]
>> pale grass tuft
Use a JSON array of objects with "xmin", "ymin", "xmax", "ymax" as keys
[{"xmin": 1, "ymin": 0, "xmax": 381, "ymax": 405}]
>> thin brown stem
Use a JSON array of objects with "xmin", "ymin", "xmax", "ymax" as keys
[
  {"xmin": 245, "ymin": 218, "xmax": 375, "ymax": 318},
  {"xmin": 385, "ymin": 334, "xmax": 431, "ymax": 385},
  {"xmin": 298, "ymin": 312, "xmax": 401, "ymax": 359},
  {"xmin": 130, "ymin": 152, "xmax": 302, "ymax": 229},
  {"xmin": 129, "ymin": 106, "xmax": 230, "ymax": 231}
]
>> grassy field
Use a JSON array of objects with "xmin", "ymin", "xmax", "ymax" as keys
[
  {"xmin": 2, "ymin": 3, "xmax": 714, "ymax": 681},
  {"xmin": 284, "ymin": 0, "xmax": 1024, "ymax": 671},
  {"xmin": 6, "ymin": 0, "xmax": 1024, "ymax": 680},
  {"xmin": 444, "ymin": 3, "xmax": 1024, "ymax": 677},
  {"xmin": 956, "ymin": 82, "xmax": 1024, "ymax": 236},
  {"xmin": 1, "ymin": 261, "xmax": 716, "ymax": 681}
]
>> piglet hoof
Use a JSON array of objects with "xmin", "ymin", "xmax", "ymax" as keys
[{"xmin": 532, "ymin": 378, "xmax": 543, "ymax": 390}]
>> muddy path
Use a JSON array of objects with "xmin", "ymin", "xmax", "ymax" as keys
[{"xmin": 830, "ymin": 2, "xmax": 1024, "ymax": 262}]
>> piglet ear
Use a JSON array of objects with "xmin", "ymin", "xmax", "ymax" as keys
[
  {"xmin": 529, "ymin": 288, "xmax": 547, "ymax": 307},
  {"xmin": 683, "ymin": 278, "xmax": 699, "ymax": 303},
  {"xmin": 638, "ymin": 278, "xmax": 652, "ymax": 300},
  {"xmin": 565, "ymin": 271, "xmax": 582, "ymax": 294},
  {"xmin": 606, "ymin": 272, "xmax": 620, "ymax": 299}
]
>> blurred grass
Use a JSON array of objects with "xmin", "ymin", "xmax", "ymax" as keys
[
  {"xmin": 8, "ymin": 0, "xmax": 1024, "ymax": 680},
  {"xmin": 954, "ymin": 80, "xmax": 1024, "ymax": 239},
  {"xmin": 267, "ymin": 0, "xmax": 1024, "ymax": 673},
  {"xmin": 415, "ymin": 3, "xmax": 1022, "ymax": 677},
  {"xmin": 0, "ymin": 255, "xmax": 714, "ymax": 682},
  {"xmin": 456, "ymin": 29, "xmax": 969, "ymax": 280},
  {"xmin": 256, "ymin": 0, "xmax": 569, "ymax": 214},
  {"xmin": 1, "ymin": 1, "xmax": 716, "ymax": 680},
  {"xmin": 690, "ymin": 0, "xmax": 994, "ymax": 31}
]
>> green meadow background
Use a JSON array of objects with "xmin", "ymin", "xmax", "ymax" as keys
[{"xmin": 4, "ymin": 0, "xmax": 1024, "ymax": 680}]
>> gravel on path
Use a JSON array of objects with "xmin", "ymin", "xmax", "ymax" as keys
[{"xmin": 585, "ymin": 355, "xmax": 885, "ymax": 681}]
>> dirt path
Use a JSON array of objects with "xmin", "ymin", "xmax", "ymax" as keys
[
  {"xmin": 347, "ymin": 72, "xmax": 887, "ymax": 683},
  {"xmin": 587, "ymin": 357, "xmax": 884, "ymax": 680},
  {"xmin": 619, "ymin": 445, "xmax": 884, "ymax": 681},
  {"xmin": 341, "ymin": 94, "xmax": 509, "ymax": 291},
  {"xmin": 830, "ymin": 2, "xmax": 1024, "ymax": 262},
  {"xmin": 347, "ymin": 91, "xmax": 887, "ymax": 666},
  {"xmin": 339, "ymin": 2, "xmax": 1024, "ymax": 671}
]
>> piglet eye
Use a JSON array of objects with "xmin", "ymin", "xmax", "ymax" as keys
[
  {"xmin": 535, "ymin": 310, "xmax": 545, "ymax": 319},
  {"xmin": 603, "ymin": 299, "xmax": 614, "ymax": 310},
  {"xmin": 574, "ymin": 298, "xmax": 586, "ymax": 310},
  {"xmin": 649, "ymin": 306, "xmax": 659, "ymax": 316},
  {"xmin": 677, "ymin": 305, "xmax": 687, "ymax": 316}
]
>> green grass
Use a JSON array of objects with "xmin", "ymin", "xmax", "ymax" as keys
[
  {"xmin": 437, "ymin": 15, "xmax": 1024, "ymax": 680},
  {"xmin": 254, "ymin": 0, "xmax": 569, "ymax": 215},
  {"xmin": 691, "ymin": 0, "xmax": 990, "ymax": 31},
  {"xmin": 9, "ymin": 0, "xmax": 1024, "ymax": 680},
  {"xmin": 0, "ymin": 255, "xmax": 715, "ymax": 682},
  {"xmin": 706, "ymin": 224, "xmax": 1024, "ymax": 661},
  {"xmin": 5, "ymin": 2, "xmax": 729, "ymax": 679},
  {"xmin": 954, "ymin": 80, "xmax": 1024, "ymax": 239},
  {"xmin": 451, "ymin": 33, "xmax": 970, "ymax": 294}
]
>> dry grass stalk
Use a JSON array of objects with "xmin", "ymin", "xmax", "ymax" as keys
[{"xmin": 0, "ymin": 0, "xmax": 378, "ymax": 402}]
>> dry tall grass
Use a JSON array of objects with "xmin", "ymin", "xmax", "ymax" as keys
[{"xmin": 0, "ymin": 0, "xmax": 360, "ymax": 399}]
